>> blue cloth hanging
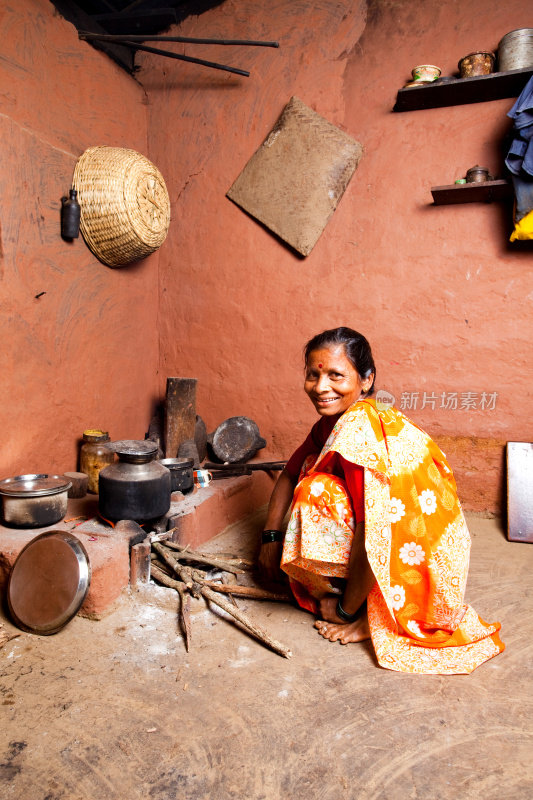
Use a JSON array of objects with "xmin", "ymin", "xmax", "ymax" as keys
[{"xmin": 506, "ymin": 75, "xmax": 533, "ymax": 223}]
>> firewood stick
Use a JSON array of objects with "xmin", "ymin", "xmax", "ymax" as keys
[
  {"xmin": 153, "ymin": 542, "xmax": 195, "ymax": 589},
  {"xmin": 150, "ymin": 527, "xmax": 177, "ymax": 543},
  {"xmin": 180, "ymin": 593, "xmax": 192, "ymax": 651},
  {"xmin": 151, "ymin": 563, "xmax": 185, "ymax": 590},
  {"xmin": 155, "ymin": 542, "xmax": 254, "ymax": 571},
  {"xmin": 151, "ymin": 556, "xmax": 200, "ymax": 598},
  {"xmin": 174, "ymin": 583, "xmax": 192, "ymax": 653},
  {"xmin": 185, "ymin": 566, "xmax": 291, "ymax": 654},
  {"xmin": 152, "ymin": 553, "xmax": 282, "ymax": 601},
  {"xmin": 150, "ymin": 555, "xmax": 174, "ymax": 577},
  {"xmin": 200, "ymin": 585, "xmax": 292, "ymax": 658},
  {"xmin": 203, "ymin": 554, "xmax": 255, "ymax": 569},
  {"xmin": 160, "ymin": 541, "xmax": 245, "ymax": 574},
  {"xmin": 150, "ymin": 564, "xmax": 192, "ymax": 651},
  {"xmin": 190, "ymin": 563, "xmax": 290, "ymax": 602},
  {"xmin": 221, "ymin": 573, "xmax": 239, "ymax": 607},
  {"xmin": 151, "ymin": 552, "xmax": 256, "ymax": 590},
  {"xmin": 152, "ymin": 549, "xmax": 291, "ymax": 657},
  {"xmin": 200, "ymin": 580, "xmax": 291, "ymax": 602},
  {"xmin": 154, "ymin": 545, "xmax": 202, "ymax": 598}
]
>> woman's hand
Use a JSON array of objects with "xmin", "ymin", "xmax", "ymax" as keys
[{"xmin": 258, "ymin": 540, "xmax": 284, "ymax": 584}]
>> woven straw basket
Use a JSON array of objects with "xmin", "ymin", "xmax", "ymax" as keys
[{"xmin": 73, "ymin": 146, "xmax": 170, "ymax": 267}]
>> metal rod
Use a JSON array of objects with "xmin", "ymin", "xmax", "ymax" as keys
[
  {"xmin": 79, "ymin": 31, "xmax": 279, "ymax": 47},
  {"xmin": 79, "ymin": 34, "xmax": 250, "ymax": 76},
  {"xmin": 122, "ymin": 0, "xmax": 146, "ymax": 12}
]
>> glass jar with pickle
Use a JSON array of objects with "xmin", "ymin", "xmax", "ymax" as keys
[{"xmin": 80, "ymin": 430, "xmax": 115, "ymax": 494}]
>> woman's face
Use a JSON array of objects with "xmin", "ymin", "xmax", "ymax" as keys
[{"xmin": 304, "ymin": 345, "xmax": 373, "ymax": 417}]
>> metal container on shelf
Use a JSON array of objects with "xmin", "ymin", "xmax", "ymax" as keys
[
  {"xmin": 98, "ymin": 440, "xmax": 171, "ymax": 523},
  {"xmin": 466, "ymin": 165, "xmax": 491, "ymax": 183},
  {"xmin": 458, "ymin": 51, "xmax": 495, "ymax": 77},
  {"xmin": 498, "ymin": 28, "xmax": 533, "ymax": 71}
]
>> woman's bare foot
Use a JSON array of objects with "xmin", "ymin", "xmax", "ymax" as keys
[
  {"xmin": 314, "ymin": 595, "xmax": 370, "ymax": 644},
  {"xmin": 314, "ymin": 616, "xmax": 370, "ymax": 644}
]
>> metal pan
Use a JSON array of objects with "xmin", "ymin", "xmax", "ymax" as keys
[{"xmin": 7, "ymin": 531, "xmax": 91, "ymax": 635}]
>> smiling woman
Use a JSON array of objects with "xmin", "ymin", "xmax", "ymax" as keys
[
  {"xmin": 304, "ymin": 346, "xmax": 371, "ymax": 416},
  {"xmin": 258, "ymin": 327, "xmax": 504, "ymax": 675}
]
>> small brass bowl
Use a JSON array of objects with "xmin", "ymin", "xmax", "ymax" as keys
[{"xmin": 411, "ymin": 64, "xmax": 442, "ymax": 82}]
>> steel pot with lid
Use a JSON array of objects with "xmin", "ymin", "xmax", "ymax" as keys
[
  {"xmin": 98, "ymin": 440, "xmax": 171, "ymax": 523},
  {"xmin": 0, "ymin": 474, "xmax": 72, "ymax": 528}
]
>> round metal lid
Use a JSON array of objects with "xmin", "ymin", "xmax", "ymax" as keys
[
  {"xmin": 108, "ymin": 439, "xmax": 158, "ymax": 458},
  {"xmin": 7, "ymin": 531, "xmax": 91, "ymax": 635},
  {"xmin": 0, "ymin": 474, "xmax": 72, "ymax": 497},
  {"xmin": 158, "ymin": 458, "xmax": 194, "ymax": 470},
  {"xmin": 107, "ymin": 439, "xmax": 158, "ymax": 464}
]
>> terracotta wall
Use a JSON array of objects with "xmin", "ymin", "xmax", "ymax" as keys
[
  {"xmin": 0, "ymin": 1, "xmax": 160, "ymax": 476},
  {"xmin": 138, "ymin": 0, "xmax": 533, "ymax": 513},
  {"xmin": 1, "ymin": 1, "xmax": 532, "ymax": 513}
]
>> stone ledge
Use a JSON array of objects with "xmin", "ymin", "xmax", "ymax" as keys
[{"xmin": 164, "ymin": 471, "xmax": 275, "ymax": 549}]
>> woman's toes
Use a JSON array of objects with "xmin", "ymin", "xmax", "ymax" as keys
[
  {"xmin": 324, "ymin": 623, "xmax": 342, "ymax": 642},
  {"xmin": 314, "ymin": 615, "xmax": 371, "ymax": 644}
]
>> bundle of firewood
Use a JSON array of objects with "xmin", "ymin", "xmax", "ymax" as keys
[{"xmin": 150, "ymin": 538, "xmax": 292, "ymax": 658}]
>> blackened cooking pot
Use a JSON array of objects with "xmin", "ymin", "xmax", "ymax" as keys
[
  {"xmin": 98, "ymin": 440, "xmax": 171, "ymax": 523},
  {"xmin": 158, "ymin": 458, "xmax": 194, "ymax": 494},
  {"xmin": 0, "ymin": 474, "xmax": 72, "ymax": 528}
]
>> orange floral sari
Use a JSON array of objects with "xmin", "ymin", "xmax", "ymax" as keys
[{"xmin": 281, "ymin": 399, "xmax": 504, "ymax": 675}]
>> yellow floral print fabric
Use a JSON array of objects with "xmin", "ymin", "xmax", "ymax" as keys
[{"xmin": 281, "ymin": 399, "xmax": 504, "ymax": 675}]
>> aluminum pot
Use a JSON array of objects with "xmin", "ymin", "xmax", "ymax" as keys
[
  {"xmin": 498, "ymin": 28, "xmax": 533, "ymax": 71},
  {"xmin": 0, "ymin": 474, "xmax": 72, "ymax": 528}
]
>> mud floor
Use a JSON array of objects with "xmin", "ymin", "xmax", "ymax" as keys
[{"xmin": 1, "ymin": 512, "xmax": 532, "ymax": 800}]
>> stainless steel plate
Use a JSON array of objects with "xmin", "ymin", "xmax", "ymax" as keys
[{"xmin": 7, "ymin": 531, "xmax": 91, "ymax": 635}]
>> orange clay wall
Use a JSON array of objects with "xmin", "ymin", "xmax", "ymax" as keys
[
  {"xmin": 139, "ymin": 0, "xmax": 533, "ymax": 514},
  {"xmin": 1, "ymin": 0, "xmax": 532, "ymax": 514},
  {"xmin": 0, "ymin": 1, "xmax": 159, "ymax": 475}
]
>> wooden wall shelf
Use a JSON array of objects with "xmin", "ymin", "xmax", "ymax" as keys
[
  {"xmin": 431, "ymin": 179, "xmax": 513, "ymax": 205},
  {"xmin": 394, "ymin": 67, "xmax": 533, "ymax": 112}
]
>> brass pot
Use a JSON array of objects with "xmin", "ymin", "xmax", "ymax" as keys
[
  {"xmin": 465, "ymin": 165, "xmax": 492, "ymax": 183},
  {"xmin": 458, "ymin": 51, "xmax": 495, "ymax": 78}
]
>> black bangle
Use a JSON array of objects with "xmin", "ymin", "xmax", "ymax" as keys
[
  {"xmin": 261, "ymin": 529, "xmax": 284, "ymax": 544},
  {"xmin": 336, "ymin": 597, "xmax": 364, "ymax": 623}
]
